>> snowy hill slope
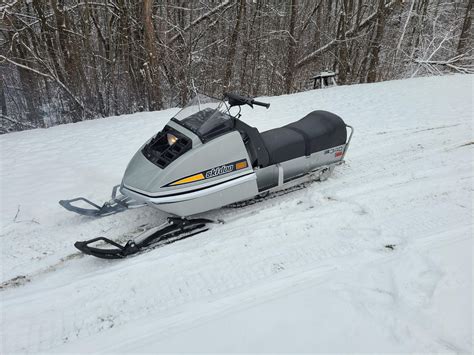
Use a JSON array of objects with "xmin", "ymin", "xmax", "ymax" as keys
[{"xmin": 0, "ymin": 75, "xmax": 472, "ymax": 353}]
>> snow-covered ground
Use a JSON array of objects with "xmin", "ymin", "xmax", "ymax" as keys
[{"xmin": 0, "ymin": 75, "xmax": 472, "ymax": 353}]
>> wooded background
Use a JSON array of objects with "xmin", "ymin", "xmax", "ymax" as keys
[{"xmin": 1, "ymin": 0, "xmax": 472, "ymax": 133}]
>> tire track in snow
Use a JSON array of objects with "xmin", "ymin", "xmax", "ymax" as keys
[
  {"xmin": 3, "ymin": 77, "xmax": 473, "ymax": 352},
  {"xmin": 1, "ymin": 223, "xmax": 375, "ymax": 351},
  {"xmin": 4, "ymin": 177, "xmax": 470, "ymax": 351},
  {"xmin": 2, "ymin": 117, "xmax": 469, "ymax": 291},
  {"xmin": 2, "ymin": 193, "xmax": 469, "ymax": 353}
]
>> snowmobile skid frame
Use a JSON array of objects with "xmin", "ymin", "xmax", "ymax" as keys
[
  {"xmin": 74, "ymin": 217, "xmax": 213, "ymax": 259},
  {"xmin": 59, "ymin": 185, "xmax": 145, "ymax": 217},
  {"xmin": 226, "ymin": 161, "xmax": 342, "ymax": 208}
]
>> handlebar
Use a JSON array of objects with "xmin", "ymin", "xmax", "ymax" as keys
[
  {"xmin": 251, "ymin": 99, "xmax": 270, "ymax": 109},
  {"xmin": 224, "ymin": 92, "xmax": 270, "ymax": 109}
]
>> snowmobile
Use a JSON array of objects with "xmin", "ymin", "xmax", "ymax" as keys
[{"xmin": 60, "ymin": 92, "xmax": 353, "ymax": 259}]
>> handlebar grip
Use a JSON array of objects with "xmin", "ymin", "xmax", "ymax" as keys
[{"xmin": 251, "ymin": 100, "xmax": 270, "ymax": 109}]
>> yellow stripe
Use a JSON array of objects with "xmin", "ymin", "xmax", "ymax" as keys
[{"xmin": 170, "ymin": 173, "xmax": 205, "ymax": 186}]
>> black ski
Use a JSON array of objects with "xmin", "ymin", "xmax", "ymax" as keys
[{"xmin": 74, "ymin": 217, "xmax": 213, "ymax": 259}]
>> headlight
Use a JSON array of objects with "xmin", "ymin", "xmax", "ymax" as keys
[{"xmin": 167, "ymin": 133, "xmax": 178, "ymax": 146}]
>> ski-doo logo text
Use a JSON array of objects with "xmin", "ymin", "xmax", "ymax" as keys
[
  {"xmin": 205, "ymin": 164, "xmax": 234, "ymax": 179},
  {"xmin": 164, "ymin": 159, "xmax": 248, "ymax": 187}
]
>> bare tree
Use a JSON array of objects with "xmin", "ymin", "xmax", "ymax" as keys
[
  {"xmin": 223, "ymin": 0, "xmax": 246, "ymax": 91},
  {"xmin": 284, "ymin": 0, "xmax": 298, "ymax": 93},
  {"xmin": 144, "ymin": 0, "xmax": 163, "ymax": 110},
  {"xmin": 456, "ymin": 0, "xmax": 472, "ymax": 56},
  {"xmin": 367, "ymin": 0, "xmax": 388, "ymax": 83},
  {"xmin": 0, "ymin": 0, "xmax": 471, "ymax": 133}
]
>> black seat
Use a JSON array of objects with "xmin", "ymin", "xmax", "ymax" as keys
[{"xmin": 260, "ymin": 110, "xmax": 347, "ymax": 165}]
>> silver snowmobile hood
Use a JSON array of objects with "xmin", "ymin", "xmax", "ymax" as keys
[
  {"xmin": 121, "ymin": 125, "xmax": 256, "ymax": 200},
  {"xmin": 122, "ymin": 149, "xmax": 164, "ymax": 192}
]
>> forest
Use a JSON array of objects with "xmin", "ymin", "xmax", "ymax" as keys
[{"xmin": 0, "ymin": 0, "xmax": 472, "ymax": 133}]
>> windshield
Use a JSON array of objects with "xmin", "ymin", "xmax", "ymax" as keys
[{"xmin": 173, "ymin": 93, "xmax": 234, "ymax": 140}]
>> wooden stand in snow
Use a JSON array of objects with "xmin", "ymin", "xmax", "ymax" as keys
[{"xmin": 312, "ymin": 71, "xmax": 337, "ymax": 89}]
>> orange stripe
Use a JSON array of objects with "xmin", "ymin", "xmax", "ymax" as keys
[{"xmin": 236, "ymin": 161, "xmax": 248, "ymax": 170}]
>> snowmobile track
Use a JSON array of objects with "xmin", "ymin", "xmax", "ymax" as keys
[{"xmin": 225, "ymin": 176, "xmax": 317, "ymax": 208}]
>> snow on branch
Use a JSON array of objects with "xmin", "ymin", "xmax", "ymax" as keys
[
  {"xmin": 413, "ymin": 54, "xmax": 474, "ymax": 74},
  {"xmin": 0, "ymin": 55, "xmax": 86, "ymax": 112},
  {"xmin": 1, "ymin": 114, "xmax": 37, "ymax": 129},
  {"xmin": 169, "ymin": 0, "xmax": 235, "ymax": 44},
  {"xmin": 0, "ymin": 0, "xmax": 19, "ymax": 19},
  {"xmin": 295, "ymin": 0, "xmax": 398, "ymax": 69}
]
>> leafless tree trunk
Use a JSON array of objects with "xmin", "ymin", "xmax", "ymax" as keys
[
  {"xmin": 1, "ymin": 77, "xmax": 7, "ymax": 117},
  {"xmin": 457, "ymin": 0, "xmax": 472, "ymax": 56},
  {"xmin": 223, "ymin": 0, "xmax": 246, "ymax": 91},
  {"xmin": 367, "ymin": 0, "xmax": 387, "ymax": 83},
  {"xmin": 143, "ymin": 0, "xmax": 163, "ymax": 110},
  {"xmin": 284, "ymin": 0, "xmax": 298, "ymax": 93}
]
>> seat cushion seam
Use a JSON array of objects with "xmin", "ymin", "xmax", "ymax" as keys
[{"xmin": 285, "ymin": 126, "xmax": 311, "ymax": 156}]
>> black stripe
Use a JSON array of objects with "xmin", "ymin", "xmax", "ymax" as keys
[{"xmin": 124, "ymin": 172, "xmax": 254, "ymax": 199}]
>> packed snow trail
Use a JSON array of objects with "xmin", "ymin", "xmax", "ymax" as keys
[{"xmin": 0, "ymin": 75, "xmax": 472, "ymax": 353}]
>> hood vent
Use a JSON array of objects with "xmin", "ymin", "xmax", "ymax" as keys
[{"xmin": 142, "ymin": 126, "xmax": 192, "ymax": 169}]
